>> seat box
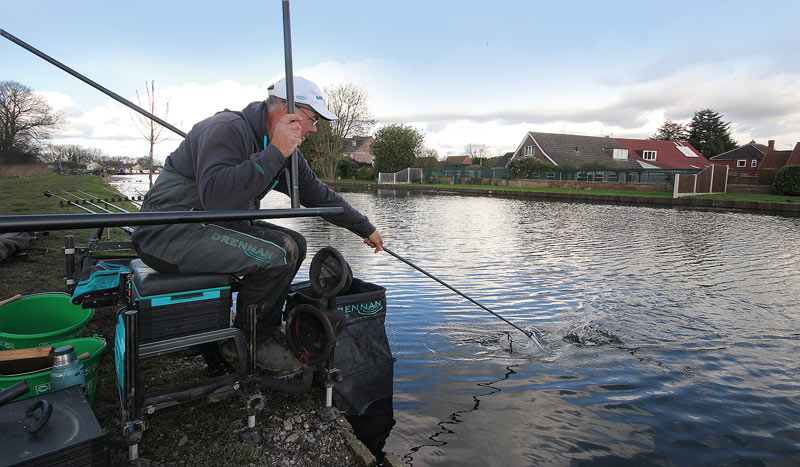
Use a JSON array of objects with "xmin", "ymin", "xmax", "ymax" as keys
[{"xmin": 130, "ymin": 259, "xmax": 231, "ymax": 344}]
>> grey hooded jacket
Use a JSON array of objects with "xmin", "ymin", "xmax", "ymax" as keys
[{"xmin": 131, "ymin": 101, "xmax": 375, "ymax": 262}]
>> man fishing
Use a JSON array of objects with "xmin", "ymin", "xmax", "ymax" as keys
[{"xmin": 131, "ymin": 76, "xmax": 383, "ymax": 374}]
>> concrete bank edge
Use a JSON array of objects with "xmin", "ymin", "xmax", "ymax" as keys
[{"xmin": 329, "ymin": 182, "xmax": 800, "ymax": 216}]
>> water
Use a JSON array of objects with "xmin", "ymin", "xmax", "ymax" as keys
[{"xmin": 115, "ymin": 177, "xmax": 800, "ymax": 464}]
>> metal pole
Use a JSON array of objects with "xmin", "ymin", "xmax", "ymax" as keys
[
  {"xmin": 382, "ymin": 246, "xmax": 544, "ymax": 351},
  {"xmin": 282, "ymin": 0, "xmax": 300, "ymax": 208},
  {"xmin": 0, "ymin": 206, "xmax": 344, "ymax": 234},
  {"xmin": 0, "ymin": 29, "xmax": 187, "ymax": 138}
]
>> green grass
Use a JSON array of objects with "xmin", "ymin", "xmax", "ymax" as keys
[
  {"xmin": 0, "ymin": 174, "xmax": 135, "ymax": 297},
  {"xmin": 688, "ymin": 192, "xmax": 800, "ymax": 204}
]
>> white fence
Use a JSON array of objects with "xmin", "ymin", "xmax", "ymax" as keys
[{"xmin": 378, "ymin": 168, "xmax": 423, "ymax": 184}]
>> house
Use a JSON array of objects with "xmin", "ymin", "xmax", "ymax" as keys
[
  {"xmin": 510, "ymin": 131, "xmax": 711, "ymax": 170},
  {"xmin": 492, "ymin": 152, "xmax": 514, "ymax": 168},
  {"xmin": 759, "ymin": 142, "xmax": 800, "ymax": 170},
  {"xmin": 131, "ymin": 164, "xmax": 143, "ymax": 174},
  {"xmin": 342, "ymin": 136, "xmax": 374, "ymax": 164},
  {"xmin": 614, "ymin": 138, "xmax": 711, "ymax": 169},
  {"xmin": 511, "ymin": 132, "xmax": 641, "ymax": 169},
  {"xmin": 443, "ymin": 155, "xmax": 472, "ymax": 166},
  {"xmin": 710, "ymin": 141, "xmax": 772, "ymax": 169}
]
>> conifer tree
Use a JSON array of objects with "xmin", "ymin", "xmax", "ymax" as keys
[{"xmin": 686, "ymin": 109, "xmax": 737, "ymax": 158}]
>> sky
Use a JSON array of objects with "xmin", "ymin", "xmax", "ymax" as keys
[{"xmin": 3, "ymin": 0, "xmax": 800, "ymax": 162}]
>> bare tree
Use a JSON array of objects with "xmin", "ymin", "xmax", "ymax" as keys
[
  {"xmin": 0, "ymin": 81, "xmax": 63, "ymax": 163},
  {"xmin": 463, "ymin": 143, "xmax": 490, "ymax": 165},
  {"xmin": 304, "ymin": 82, "xmax": 375, "ymax": 180},
  {"xmin": 41, "ymin": 144, "xmax": 102, "ymax": 167},
  {"xmin": 130, "ymin": 80, "xmax": 172, "ymax": 188}
]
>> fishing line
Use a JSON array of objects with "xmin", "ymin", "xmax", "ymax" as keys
[{"xmin": 382, "ymin": 246, "xmax": 545, "ymax": 352}]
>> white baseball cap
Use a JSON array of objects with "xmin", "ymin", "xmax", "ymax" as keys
[{"xmin": 268, "ymin": 76, "xmax": 337, "ymax": 121}]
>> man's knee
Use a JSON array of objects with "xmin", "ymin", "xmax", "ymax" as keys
[{"xmin": 288, "ymin": 231, "xmax": 307, "ymax": 265}]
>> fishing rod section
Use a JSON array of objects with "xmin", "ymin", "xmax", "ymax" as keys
[
  {"xmin": 2, "ymin": 26, "xmax": 309, "ymax": 209},
  {"xmin": 382, "ymin": 246, "xmax": 545, "ymax": 352},
  {"xmin": 0, "ymin": 206, "xmax": 344, "ymax": 234},
  {"xmin": 0, "ymin": 29, "xmax": 187, "ymax": 138},
  {"xmin": 46, "ymin": 191, "xmax": 134, "ymax": 235},
  {"xmin": 281, "ymin": 0, "xmax": 300, "ymax": 208}
]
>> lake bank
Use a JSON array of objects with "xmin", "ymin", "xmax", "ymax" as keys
[
  {"xmin": 0, "ymin": 174, "xmax": 380, "ymax": 466},
  {"xmin": 328, "ymin": 181, "xmax": 800, "ymax": 216}
]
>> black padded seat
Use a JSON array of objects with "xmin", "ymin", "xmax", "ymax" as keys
[{"xmin": 130, "ymin": 259, "xmax": 232, "ymax": 297}]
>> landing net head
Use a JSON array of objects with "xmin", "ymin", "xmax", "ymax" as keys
[{"xmin": 502, "ymin": 328, "xmax": 545, "ymax": 355}]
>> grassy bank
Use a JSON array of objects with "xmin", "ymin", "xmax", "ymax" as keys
[
  {"xmin": 0, "ymin": 174, "xmax": 354, "ymax": 466},
  {"xmin": 334, "ymin": 179, "xmax": 800, "ymax": 205},
  {"xmin": 0, "ymin": 174, "xmax": 136, "ymax": 296}
]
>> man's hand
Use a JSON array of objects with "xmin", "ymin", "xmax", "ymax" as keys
[
  {"xmin": 363, "ymin": 229, "xmax": 384, "ymax": 253},
  {"xmin": 271, "ymin": 113, "xmax": 303, "ymax": 158}
]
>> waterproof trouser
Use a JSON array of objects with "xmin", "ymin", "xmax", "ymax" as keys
[{"xmin": 134, "ymin": 220, "xmax": 306, "ymax": 343}]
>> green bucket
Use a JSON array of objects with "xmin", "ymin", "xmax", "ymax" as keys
[
  {"xmin": 0, "ymin": 293, "xmax": 93, "ymax": 350},
  {"xmin": 0, "ymin": 336, "xmax": 107, "ymax": 403}
]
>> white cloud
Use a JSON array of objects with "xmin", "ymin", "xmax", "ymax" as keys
[{"xmin": 39, "ymin": 53, "xmax": 800, "ymax": 161}]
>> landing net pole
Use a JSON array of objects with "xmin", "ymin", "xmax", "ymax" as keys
[{"xmin": 382, "ymin": 247, "xmax": 544, "ymax": 351}]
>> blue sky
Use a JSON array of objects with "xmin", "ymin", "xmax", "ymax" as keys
[{"xmin": 3, "ymin": 1, "xmax": 799, "ymax": 160}]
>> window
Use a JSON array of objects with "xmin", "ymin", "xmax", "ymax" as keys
[
  {"xmin": 737, "ymin": 160, "xmax": 746, "ymax": 167},
  {"xmin": 643, "ymin": 150, "xmax": 657, "ymax": 161},
  {"xmin": 524, "ymin": 145, "xmax": 534, "ymax": 156},
  {"xmin": 751, "ymin": 159, "xmax": 757, "ymax": 167},
  {"xmin": 612, "ymin": 148, "xmax": 628, "ymax": 160}
]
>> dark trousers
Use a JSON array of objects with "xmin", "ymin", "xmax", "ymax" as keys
[{"xmin": 136, "ymin": 220, "xmax": 306, "ymax": 343}]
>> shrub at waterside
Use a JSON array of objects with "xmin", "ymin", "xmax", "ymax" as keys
[{"xmin": 773, "ymin": 166, "xmax": 800, "ymax": 196}]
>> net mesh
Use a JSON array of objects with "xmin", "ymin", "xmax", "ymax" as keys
[{"xmin": 309, "ymin": 247, "xmax": 352, "ymax": 299}]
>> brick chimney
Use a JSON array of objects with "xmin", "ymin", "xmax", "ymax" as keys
[{"xmin": 768, "ymin": 140, "xmax": 775, "ymax": 150}]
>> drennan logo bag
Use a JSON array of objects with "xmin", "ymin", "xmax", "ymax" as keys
[{"xmin": 286, "ymin": 247, "xmax": 394, "ymax": 415}]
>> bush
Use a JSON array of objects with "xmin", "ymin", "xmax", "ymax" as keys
[
  {"xmin": 336, "ymin": 157, "xmax": 360, "ymax": 179},
  {"xmin": 773, "ymin": 165, "xmax": 800, "ymax": 196},
  {"xmin": 355, "ymin": 167, "xmax": 376, "ymax": 180},
  {"xmin": 507, "ymin": 156, "xmax": 556, "ymax": 178}
]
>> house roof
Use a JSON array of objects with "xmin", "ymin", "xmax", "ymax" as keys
[
  {"xmin": 759, "ymin": 149, "xmax": 792, "ymax": 169},
  {"xmin": 786, "ymin": 142, "xmax": 800, "ymax": 166},
  {"xmin": 522, "ymin": 132, "xmax": 642, "ymax": 169},
  {"xmin": 710, "ymin": 143, "xmax": 769, "ymax": 161},
  {"xmin": 492, "ymin": 152, "xmax": 514, "ymax": 168},
  {"xmin": 342, "ymin": 136, "xmax": 373, "ymax": 154},
  {"xmin": 444, "ymin": 155, "xmax": 471, "ymax": 165},
  {"xmin": 614, "ymin": 138, "xmax": 711, "ymax": 169}
]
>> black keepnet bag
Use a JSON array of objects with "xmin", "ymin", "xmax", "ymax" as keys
[{"xmin": 286, "ymin": 247, "xmax": 394, "ymax": 415}]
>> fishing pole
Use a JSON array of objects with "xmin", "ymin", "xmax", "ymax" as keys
[
  {"xmin": 45, "ymin": 191, "xmax": 134, "ymax": 234},
  {"xmin": 61, "ymin": 190, "xmax": 129, "ymax": 217},
  {"xmin": 0, "ymin": 206, "xmax": 344, "ymax": 234},
  {"xmin": 0, "ymin": 29, "xmax": 186, "ymax": 138},
  {"xmin": 282, "ymin": 0, "xmax": 300, "ymax": 208},
  {"xmin": 99, "ymin": 186, "xmax": 142, "ymax": 208},
  {"xmin": 382, "ymin": 246, "xmax": 545, "ymax": 351},
  {"xmin": 2, "ymin": 25, "xmax": 305, "ymax": 208},
  {"xmin": 73, "ymin": 189, "xmax": 130, "ymax": 213}
]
